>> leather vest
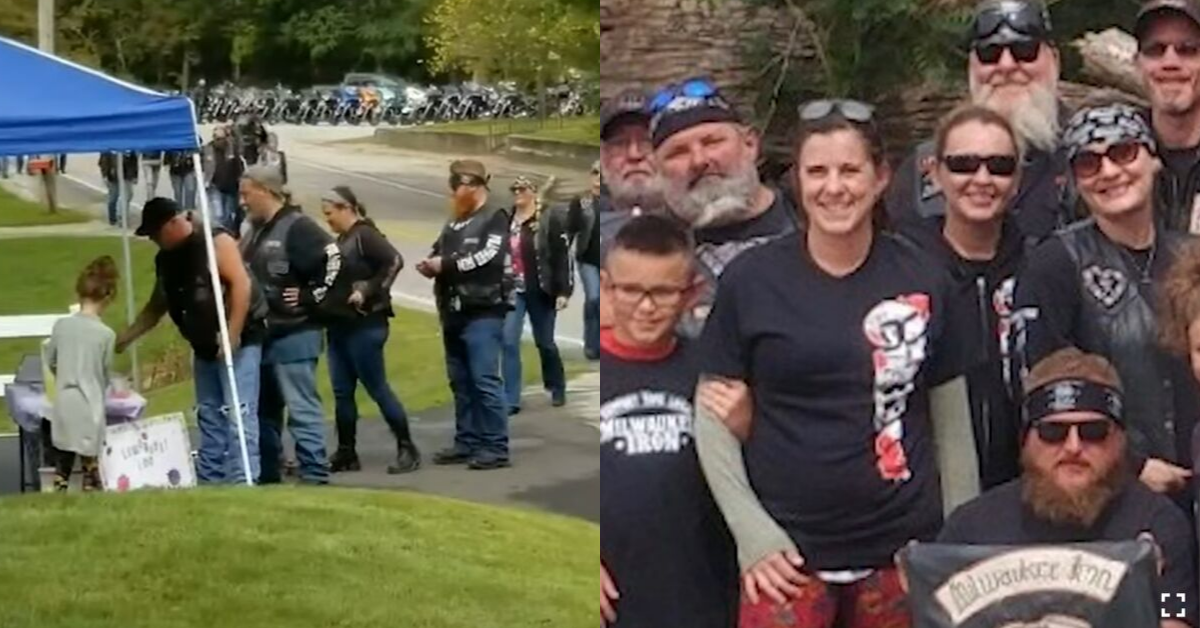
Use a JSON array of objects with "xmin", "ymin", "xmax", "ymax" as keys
[
  {"xmin": 435, "ymin": 204, "xmax": 511, "ymax": 315},
  {"xmin": 157, "ymin": 228, "xmax": 268, "ymax": 358},
  {"xmin": 243, "ymin": 209, "xmax": 309, "ymax": 331},
  {"xmin": 1059, "ymin": 221, "xmax": 1186, "ymax": 463}
]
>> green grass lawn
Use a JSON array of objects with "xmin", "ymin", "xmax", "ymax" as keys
[
  {"xmin": 0, "ymin": 236, "xmax": 591, "ymax": 431},
  {"xmin": 0, "ymin": 487, "xmax": 597, "ymax": 627},
  {"xmin": 0, "ymin": 186, "xmax": 92, "ymax": 227},
  {"xmin": 405, "ymin": 115, "xmax": 600, "ymax": 147}
]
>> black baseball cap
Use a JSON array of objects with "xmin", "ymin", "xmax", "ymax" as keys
[
  {"xmin": 135, "ymin": 197, "xmax": 182, "ymax": 237},
  {"xmin": 600, "ymin": 88, "xmax": 650, "ymax": 141},
  {"xmin": 968, "ymin": 0, "xmax": 1053, "ymax": 47},
  {"xmin": 1136, "ymin": 0, "xmax": 1200, "ymax": 39}
]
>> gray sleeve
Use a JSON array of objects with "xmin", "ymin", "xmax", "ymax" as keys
[
  {"xmin": 694, "ymin": 381, "xmax": 797, "ymax": 571},
  {"xmin": 929, "ymin": 376, "xmax": 981, "ymax": 516}
]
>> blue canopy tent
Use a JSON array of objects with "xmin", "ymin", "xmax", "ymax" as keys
[{"xmin": 0, "ymin": 36, "xmax": 253, "ymax": 486}]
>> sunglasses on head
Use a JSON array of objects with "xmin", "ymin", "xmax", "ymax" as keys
[
  {"xmin": 1033, "ymin": 419, "xmax": 1113, "ymax": 445},
  {"xmin": 942, "ymin": 153, "xmax": 1019, "ymax": 177},
  {"xmin": 971, "ymin": 3, "xmax": 1050, "ymax": 44},
  {"xmin": 1070, "ymin": 141, "xmax": 1142, "ymax": 178},
  {"xmin": 648, "ymin": 78, "xmax": 720, "ymax": 115},
  {"xmin": 797, "ymin": 99, "xmax": 875, "ymax": 123},
  {"xmin": 974, "ymin": 40, "xmax": 1042, "ymax": 65},
  {"xmin": 1139, "ymin": 40, "xmax": 1200, "ymax": 59}
]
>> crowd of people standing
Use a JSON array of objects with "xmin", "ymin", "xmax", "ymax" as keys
[{"xmin": 600, "ymin": 0, "xmax": 1200, "ymax": 626}]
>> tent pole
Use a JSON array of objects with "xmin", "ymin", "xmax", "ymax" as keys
[
  {"xmin": 192, "ymin": 153, "xmax": 253, "ymax": 487},
  {"xmin": 116, "ymin": 155, "xmax": 140, "ymax": 390}
]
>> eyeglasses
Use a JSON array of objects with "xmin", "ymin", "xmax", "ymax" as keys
[
  {"xmin": 942, "ymin": 154, "xmax": 1019, "ymax": 177},
  {"xmin": 974, "ymin": 40, "xmax": 1042, "ymax": 65},
  {"xmin": 1070, "ymin": 141, "xmax": 1142, "ymax": 178},
  {"xmin": 798, "ymin": 99, "xmax": 875, "ymax": 123},
  {"xmin": 1033, "ymin": 419, "xmax": 1113, "ymax": 445},
  {"xmin": 1139, "ymin": 41, "xmax": 1200, "ymax": 59},
  {"xmin": 648, "ymin": 78, "xmax": 720, "ymax": 115},
  {"xmin": 609, "ymin": 282, "xmax": 691, "ymax": 308},
  {"xmin": 970, "ymin": 3, "xmax": 1051, "ymax": 43}
]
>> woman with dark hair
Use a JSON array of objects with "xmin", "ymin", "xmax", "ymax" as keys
[
  {"xmin": 694, "ymin": 100, "xmax": 970, "ymax": 628},
  {"xmin": 320, "ymin": 185, "xmax": 420, "ymax": 474}
]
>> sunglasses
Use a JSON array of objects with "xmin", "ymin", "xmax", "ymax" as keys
[
  {"xmin": 798, "ymin": 99, "xmax": 875, "ymax": 123},
  {"xmin": 971, "ymin": 4, "xmax": 1050, "ymax": 43},
  {"xmin": 1139, "ymin": 40, "xmax": 1200, "ymax": 59},
  {"xmin": 1070, "ymin": 141, "xmax": 1142, "ymax": 178},
  {"xmin": 974, "ymin": 40, "xmax": 1042, "ymax": 65},
  {"xmin": 648, "ymin": 78, "xmax": 719, "ymax": 115},
  {"xmin": 1033, "ymin": 419, "xmax": 1113, "ymax": 445},
  {"xmin": 942, "ymin": 153, "xmax": 1019, "ymax": 177}
]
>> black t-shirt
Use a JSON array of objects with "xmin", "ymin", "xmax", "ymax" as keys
[
  {"xmin": 1162, "ymin": 146, "xmax": 1200, "ymax": 185},
  {"xmin": 701, "ymin": 232, "xmax": 967, "ymax": 570},
  {"xmin": 938, "ymin": 480, "xmax": 1198, "ymax": 625},
  {"xmin": 601, "ymin": 336, "xmax": 738, "ymax": 628}
]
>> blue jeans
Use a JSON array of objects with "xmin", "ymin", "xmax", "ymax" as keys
[
  {"xmin": 443, "ymin": 316, "xmax": 507, "ymax": 459},
  {"xmin": 105, "ymin": 179, "xmax": 133, "ymax": 226},
  {"xmin": 193, "ymin": 344, "xmax": 262, "ymax": 484},
  {"xmin": 207, "ymin": 188, "xmax": 240, "ymax": 231},
  {"xmin": 502, "ymin": 289, "xmax": 565, "ymax": 408},
  {"xmin": 259, "ymin": 358, "xmax": 330, "ymax": 483},
  {"xmin": 579, "ymin": 263, "xmax": 600, "ymax": 358},
  {"xmin": 171, "ymin": 172, "xmax": 197, "ymax": 210},
  {"xmin": 328, "ymin": 321, "xmax": 412, "ymax": 450}
]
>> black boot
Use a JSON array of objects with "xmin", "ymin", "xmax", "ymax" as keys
[
  {"xmin": 329, "ymin": 448, "xmax": 361, "ymax": 473},
  {"xmin": 387, "ymin": 441, "xmax": 422, "ymax": 475}
]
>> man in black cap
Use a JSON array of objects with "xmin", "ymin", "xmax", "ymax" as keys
[
  {"xmin": 938, "ymin": 348, "xmax": 1196, "ymax": 628},
  {"xmin": 417, "ymin": 159, "xmax": 514, "ymax": 470},
  {"xmin": 648, "ymin": 77, "xmax": 798, "ymax": 339},
  {"xmin": 598, "ymin": 88, "xmax": 663, "ymax": 255},
  {"xmin": 888, "ymin": 0, "xmax": 1076, "ymax": 246},
  {"xmin": 116, "ymin": 197, "xmax": 269, "ymax": 484},
  {"xmin": 1136, "ymin": 0, "xmax": 1200, "ymax": 233}
]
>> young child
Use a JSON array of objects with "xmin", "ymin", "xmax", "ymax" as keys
[{"xmin": 45, "ymin": 256, "xmax": 119, "ymax": 492}]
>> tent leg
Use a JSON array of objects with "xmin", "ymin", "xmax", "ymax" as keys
[{"xmin": 116, "ymin": 155, "xmax": 140, "ymax": 390}]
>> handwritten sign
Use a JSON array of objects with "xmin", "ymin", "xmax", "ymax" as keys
[
  {"xmin": 900, "ymin": 541, "xmax": 1159, "ymax": 628},
  {"xmin": 99, "ymin": 412, "xmax": 196, "ymax": 492}
]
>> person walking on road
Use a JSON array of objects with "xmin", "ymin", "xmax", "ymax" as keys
[
  {"xmin": 117, "ymin": 197, "xmax": 268, "ymax": 484},
  {"xmin": 240, "ymin": 165, "xmax": 341, "ymax": 485},
  {"xmin": 204, "ymin": 126, "xmax": 245, "ymax": 232},
  {"xmin": 320, "ymin": 185, "xmax": 421, "ymax": 474},
  {"xmin": 418, "ymin": 160, "xmax": 514, "ymax": 471},
  {"xmin": 502, "ymin": 176, "xmax": 572, "ymax": 414},
  {"xmin": 568, "ymin": 161, "xmax": 603, "ymax": 360},
  {"xmin": 99, "ymin": 151, "xmax": 138, "ymax": 227}
]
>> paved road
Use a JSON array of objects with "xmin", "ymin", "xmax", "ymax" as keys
[{"xmin": 43, "ymin": 125, "xmax": 593, "ymax": 346}]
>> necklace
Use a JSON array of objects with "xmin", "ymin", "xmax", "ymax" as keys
[{"xmin": 1123, "ymin": 238, "xmax": 1157, "ymax": 283}]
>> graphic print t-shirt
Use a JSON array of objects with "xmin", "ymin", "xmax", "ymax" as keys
[
  {"xmin": 701, "ymin": 232, "xmax": 966, "ymax": 570},
  {"xmin": 601, "ymin": 337, "xmax": 738, "ymax": 628}
]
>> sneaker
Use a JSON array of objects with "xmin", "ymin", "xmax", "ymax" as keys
[
  {"xmin": 468, "ymin": 455, "xmax": 512, "ymax": 471},
  {"xmin": 432, "ymin": 447, "xmax": 473, "ymax": 466},
  {"xmin": 387, "ymin": 442, "xmax": 422, "ymax": 475},
  {"xmin": 329, "ymin": 449, "xmax": 361, "ymax": 473}
]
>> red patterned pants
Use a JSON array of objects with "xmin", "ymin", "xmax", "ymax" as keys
[{"xmin": 739, "ymin": 567, "xmax": 910, "ymax": 628}]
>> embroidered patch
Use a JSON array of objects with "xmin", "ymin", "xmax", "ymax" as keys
[{"xmin": 1082, "ymin": 265, "xmax": 1127, "ymax": 309}]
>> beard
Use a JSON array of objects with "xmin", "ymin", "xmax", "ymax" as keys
[
  {"xmin": 661, "ymin": 162, "xmax": 760, "ymax": 229},
  {"xmin": 451, "ymin": 193, "xmax": 479, "ymax": 220},
  {"xmin": 972, "ymin": 78, "xmax": 1061, "ymax": 153},
  {"xmin": 1020, "ymin": 450, "xmax": 1126, "ymax": 528},
  {"xmin": 605, "ymin": 169, "xmax": 664, "ymax": 212}
]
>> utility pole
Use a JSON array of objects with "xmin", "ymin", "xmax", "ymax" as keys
[{"xmin": 38, "ymin": 0, "xmax": 54, "ymax": 54}]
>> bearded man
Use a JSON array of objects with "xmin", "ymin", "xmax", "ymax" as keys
[
  {"xmin": 938, "ymin": 348, "xmax": 1196, "ymax": 628},
  {"xmin": 648, "ymin": 77, "xmax": 799, "ymax": 338},
  {"xmin": 888, "ymin": 0, "xmax": 1076, "ymax": 246}
]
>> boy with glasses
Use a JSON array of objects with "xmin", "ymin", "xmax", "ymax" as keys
[
  {"xmin": 937, "ymin": 348, "xmax": 1196, "ymax": 628},
  {"xmin": 600, "ymin": 214, "xmax": 737, "ymax": 628}
]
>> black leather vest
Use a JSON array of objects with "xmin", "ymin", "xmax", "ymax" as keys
[
  {"xmin": 435, "ymin": 204, "xmax": 511, "ymax": 315},
  {"xmin": 1059, "ymin": 221, "xmax": 1187, "ymax": 463},
  {"xmin": 156, "ymin": 228, "xmax": 268, "ymax": 359},
  {"xmin": 243, "ymin": 209, "xmax": 308, "ymax": 331}
]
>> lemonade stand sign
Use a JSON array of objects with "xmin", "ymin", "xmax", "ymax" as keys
[{"xmin": 99, "ymin": 412, "xmax": 196, "ymax": 492}]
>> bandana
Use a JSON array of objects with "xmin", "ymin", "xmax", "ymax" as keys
[
  {"xmin": 1061, "ymin": 104, "xmax": 1156, "ymax": 162},
  {"xmin": 1022, "ymin": 378, "xmax": 1125, "ymax": 428}
]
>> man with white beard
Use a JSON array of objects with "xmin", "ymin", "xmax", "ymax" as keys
[
  {"xmin": 1135, "ymin": 0, "xmax": 1200, "ymax": 233},
  {"xmin": 648, "ymin": 77, "xmax": 798, "ymax": 338},
  {"xmin": 597, "ymin": 88, "xmax": 665, "ymax": 260},
  {"xmin": 888, "ymin": 0, "xmax": 1076, "ymax": 246}
]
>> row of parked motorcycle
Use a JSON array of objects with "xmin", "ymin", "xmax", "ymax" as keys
[{"xmin": 191, "ymin": 77, "xmax": 597, "ymax": 127}]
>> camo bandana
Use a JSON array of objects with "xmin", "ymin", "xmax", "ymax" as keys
[{"xmin": 1061, "ymin": 104, "xmax": 1156, "ymax": 162}]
